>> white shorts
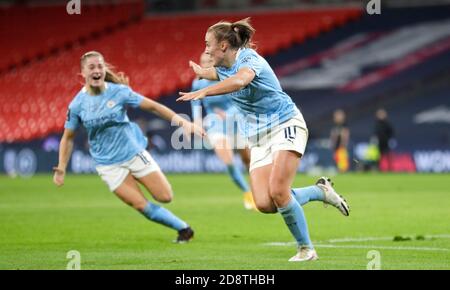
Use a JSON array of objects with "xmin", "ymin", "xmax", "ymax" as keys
[
  {"xmin": 248, "ymin": 113, "xmax": 308, "ymax": 172},
  {"xmin": 96, "ymin": 150, "xmax": 160, "ymax": 192},
  {"xmin": 205, "ymin": 108, "xmax": 247, "ymax": 150},
  {"xmin": 207, "ymin": 131, "xmax": 248, "ymax": 150}
]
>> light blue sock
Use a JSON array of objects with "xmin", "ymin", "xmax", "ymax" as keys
[
  {"xmin": 142, "ymin": 202, "xmax": 188, "ymax": 231},
  {"xmin": 291, "ymin": 185, "xmax": 325, "ymax": 206},
  {"xmin": 278, "ymin": 198, "xmax": 313, "ymax": 248},
  {"xmin": 227, "ymin": 164, "xmax": 250, "ymax": 192}
]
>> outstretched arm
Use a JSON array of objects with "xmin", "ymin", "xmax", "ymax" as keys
[
  {"xmin": 177, "ymin": 67, "xmax": 255, "ymax": 102},
  {"xmin": 53, "ymin": 129, "xmax": 75, "ymax": 187},
  {"xmin": 139, "ymin": 98, "xmax": 205, "ymax": 137}
]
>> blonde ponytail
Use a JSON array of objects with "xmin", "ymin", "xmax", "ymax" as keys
[{"xmin": 105, "ymin": 64, "xmax": 129, "ymax": 85}]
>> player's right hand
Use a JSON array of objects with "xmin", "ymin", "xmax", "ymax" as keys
[
  {"xmin": 177, "ymin": 89, "xmax": 207, "ymax": 102},
  {"xmin": 53, "ymin": 167, "xmax": 65, "ymax": 187},
  {"xmin": 189, "ymin": 60, "xmax": 203, "ymax": 77}
]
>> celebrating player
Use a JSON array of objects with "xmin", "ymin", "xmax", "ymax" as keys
[
  {"xmin": 53, "ymin": 51, "xmax": 205, "ymax": 243},
  {"xmin": 177, "ymin": 18, "xmax": 350, "ymax": 261}
]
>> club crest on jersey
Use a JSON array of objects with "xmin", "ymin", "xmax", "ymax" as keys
[{"xmin": 106, "ymin": 100, "xmax": 116, "ymax": 109}]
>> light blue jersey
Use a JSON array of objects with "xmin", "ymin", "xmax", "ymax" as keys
[
  {"xmin": 191, "ymin": 78, "xmax": 240, "ymax": 136},
  {"xmin": 65, "ymin": 82, "xmax": 147, "ymax": 166},
  {"xmin": 190, "ymin": 80, "xmax": 250, "ymax": 193},
  {"xmin": 191, "ymin": 78, "xmax": 234, "ymax": 117},
  {"xmin": 215, "ymin": 48, "xmax": 298, "ymax": 137}
]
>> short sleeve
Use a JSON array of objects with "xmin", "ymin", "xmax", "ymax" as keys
[
  {"xmin": 215, "ymin": 67, "xmax": 227, "ymax": 81},
  {"xmin": 122, "ymin": 86, "xmax": 144, "ymax": 108},
  {"xmin": 64, "ymin": 103, "xmax": 80, "ymax": 131},
  {"xmin": 191, "ymin": 79, "xmax": 200, "ymax": 91},
  {"xmin": 237, "ymin": 50, "xmax": 263, "ymax": 77}
]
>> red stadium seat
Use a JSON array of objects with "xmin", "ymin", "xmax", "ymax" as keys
[
  {"xmin": 0, "ymin": 7, "xmax": 362, "ymax": 142},
  {"xmin": 0, "ymin": 2, "xmax": 145, "ymax": 72}
]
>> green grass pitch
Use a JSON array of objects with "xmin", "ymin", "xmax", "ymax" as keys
[{"xmin": 0, "ymin": 173, "xmax": 449, "ymax": 270}]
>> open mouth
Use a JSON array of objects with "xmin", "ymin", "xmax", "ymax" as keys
[{"xmin": 92, "ymin": 75, "xmax": 102, "ymax": 81}]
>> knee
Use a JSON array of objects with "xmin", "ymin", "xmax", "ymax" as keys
[
  {"xmin": 156, "ymin": 189, "xmax": 173, "ymax": 203},
  {"xmin": 256, "ymin": 204, "xmax": 277, "ymax": 214},
  {"xmin": 254, "ymin": 199, "xmax": 277, "ymax": 214},
  {"xmin": 157, "ymin": 194, "xmax": 173, "ymax": 203},
  {"xmin": 269, "ymin": 181, "xmax": 291, "ymax": 205}
]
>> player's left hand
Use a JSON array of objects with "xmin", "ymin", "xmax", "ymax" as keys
[
  {"xmin": 177, "ymin": 90, "xmax": 206, "ymax": 102},
  {"xmin": 53, "ymin": 167, "xmax": 65, "ymax": 187},
  {"xmin": 182, "ymin": 122, "xmax": 206, "ymax": 138}
]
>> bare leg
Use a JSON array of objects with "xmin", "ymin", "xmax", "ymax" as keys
[
  {"xmin": 250, "ymin": 163, "xmax": 277, "ymax": 213},
  {"xmin": 269, "ymin": 151, "xmax": 300, "ymax": 208},
  {"xmin": 114, "ymin": 173, "xmax": 189, "ymax": 232},
  {"xmin": 114, "ymin": 173, "xmax": 148, "ymax": 212},
  {"xmin": 213, "ymin": 137, "xmax": 233, "ymax": 165},
  {"xmin": 238, "ymin": 147, "xmax": 251, "ymax": 170},
  {"xmin": 137, "ymin": 170, "xmax": 173, "ymax": 203}
]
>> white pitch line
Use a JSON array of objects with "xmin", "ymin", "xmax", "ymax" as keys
[
  {"xmin": 315, "ymin": 244, "xmax": 450, "ymax": 252},
  {"xmin": 263, "ymin": 242, "xmax": 450, "ymax": 252},
  {"xmin": 328, "ymin": 234, "xmax": 450, "ymax": 243},
  {"xmin": 265, "ymin": 234, "xmax": 450, "ymax": 246},
  {"xmin": 328, "ymin": 237, "xmax": 393, "ymax": 243},
  {"xmin": 263, "ymin": 234, "xmax": 450, "ymax": 252}
]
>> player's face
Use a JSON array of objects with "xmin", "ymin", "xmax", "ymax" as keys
[
  {"xmin": 334, "ymin": 110, "xmax": 345, "ymax": 124},
  {"xmin": 82, "ymin": 56, "xmax": 106, "ymax": 88},
  {"xmin": 205, "ymin": 32, "xmax": 225, "ymax": 67}
]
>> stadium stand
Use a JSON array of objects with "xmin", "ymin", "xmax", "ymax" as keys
[
  {"xmin": 272, "ymin": 5, "xmax": 450, "ymax": 150},
  {"xmin": 0, "ymin": 5, "xmax": 361, "ymax": 142},
  {"xmin": 0, "ymin": 2, "xmax": 145, "ymax": 73}
]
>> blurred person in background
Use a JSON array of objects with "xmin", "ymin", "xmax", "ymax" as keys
[
  {"xmin": 374, "ymin": 108, "xmax": 395, "ymax": 171},
  {"xmin": 191, "ymin": 52, "xmax": 255, "ymax": 210},
  {"xmin": 330, "ymin": 109, "xmax": 350, "ymax": 172}
]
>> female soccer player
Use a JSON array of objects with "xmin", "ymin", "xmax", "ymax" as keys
[
  {"xmin": 53, "ymin": 51, "xmax": 205, "ymax": 243},
  {"xmin": 191, "ymin": 52, "xmax": 255, "ymax": 210},
  {"xmin": 177, "ymin": 18, "xmax": 350, "ymax": 261}
]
